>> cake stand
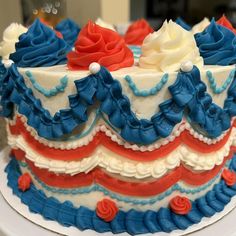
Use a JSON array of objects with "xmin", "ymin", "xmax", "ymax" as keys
[{"xmin": 1, "ymin": 147, "xmax": 236, "ymax": 236}]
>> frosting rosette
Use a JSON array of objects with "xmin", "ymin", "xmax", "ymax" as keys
[
  {"xmin": 169, "ymin": 196, "xmax": 192, "ymax": 215},
  {"xmin": 18, "ymin": 173, "xmax": 31, "ymax": 192},
  {"xmin": 95, "ymin": 18, "xmax": 116, "ymax": 31},
  {"xmin": 0, "ymin": 23, "xmax": 27, "ymax": 59},
  {"xmin": 67, "ymin": 21, "xmax": 134, "ymax": 71},
  {"xmin": 96, "ymin": 199, "xmax": 118, "ymax": 222},
  {"xmin": 222, "ymin": 169, "xmax": 236, "ymax": 186},
  {"xmin": 217, "ymin": 15, "xmax": 236, "ymax": 34},
  {"xmin": 124, "ymin": 19, "xmax": 154, "ymax": 45},
  {"xmin": 195, "ymin": 19, "xmax": 236, "ymax": 65},
  {"xmin": 175, "ymin": 17, "xmax": 191, "ymax": 31},
  {"xmin": 139, "ymin": 20, "xmax": 203, "ymax": 72},
  {"xmin": 192, "ymin": 17, "xmax": 210, "ymax": 34},
  {"xmin": 55, "ymin": 18, "xmax": 81, "ymax": 46},
  {"xmin": 10, "ymin": 19, "xmax": 71, "ymax": 67}
]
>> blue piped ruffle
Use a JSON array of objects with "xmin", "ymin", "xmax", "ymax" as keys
[
  {"xmin": 6, "ymin": 155, "xmax": 236, "ymax": 235},
  {"xmin": 0, "ymin": 60, "xmax": 236, "ymax": 144}
]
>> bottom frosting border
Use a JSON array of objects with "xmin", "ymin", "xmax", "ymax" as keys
[{"xmin": 5, "ymin": 154, "xmax": 236, "ymax": 235}]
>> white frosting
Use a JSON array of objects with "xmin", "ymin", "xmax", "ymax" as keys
[
  {"xmin": 17, "ymin": 64, "xmax": 235, "ymax": 120},
  {"xmin": 95, "ymin": 18, "xmax": 116, "ymax": 31},
  {"xmin": 19, "ymin": 164, "xmax": 222, "ymax": 211},
  {"xmin": 139, "ymin": 20, "xmax": 203, "ymax": 72},
  {"xmin": 7, "ymin": 125, "xmax": 235, "ymax": 178},
  {"xmin": 12, "ymin": 114, "xmax": 229, "ymax": 151},
  {"xmin": 0, "ymin": 23, "xmax": 27, "ymax": 59},
  {"xmin": 192, "ymin": 17, "xmax": 210, "ymax": 34}
]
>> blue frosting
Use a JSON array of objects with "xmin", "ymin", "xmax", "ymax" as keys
[
  {"xmin": 6, "ymin": 154, "xmax": 236, "ymax": 235},
  {"xmin": 195, "ymin": 19, "xmax": 236, "ymax": 65},
  {"xmin": 0, "ymin": 61, "xmax": 236, "ymax": 144},
  {"xmin": 206, "ymin": 68, "xmax": 235, "ymax": 94},
  {"xmin": 25, "ymin": 70, "xmax": 68, "ymax": 97},
  {"xmin": 9, "ymin": 19, "xmax": 71, "ymax": 67},
  {"xmin": 175, "ymin": 17, "xmax": 191, "ymax": 31},
  {"xmin": 18, "ymin": 159, "xmax": 226, "ymax": 205},
  {"xmin": 124, "ymin": 73, "xmax": 168, "ymax": 97},
  {"xmin": 128, "ymin": 45, "xmax": 142, "ymax": 59},
  {"xmin": 55, "ymin": 18, "xmax": 80, "ymax": 47}
]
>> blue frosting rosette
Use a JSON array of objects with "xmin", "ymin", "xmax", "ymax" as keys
[
  {"xmin": 195, "ymin": 19, "xmax": 236, "ymax": 65},
  {"xmin": 175, "ymin": 17, "xmax": 191, "ymax": 31},
  {"xmin": 10, "ymin": 19, "xmax": 71, "ymax": 67},
  {"xmin": 55, "ymin": 18, "xmax": 80, "ymax": 46}
]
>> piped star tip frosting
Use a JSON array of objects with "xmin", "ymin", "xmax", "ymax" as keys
[
  {"xmin": 195, "ymin": 19, "xmax": 236, "ymax": 66},
  {"xmin": 217, "ymin": 14, "xmax": 236, "ymax": 34},
  {"xmin": 67, "ymin": 20, "xmax": 134, "ymax": 71},
  {"xmin": 139, "ymin": 20, "xmax": 203, "ymax": 72},
  {"xmin": 9, "ymin": 18, "xmax": 71, "ymax": 67},
  {"xmin": 124, "ymin": 19, "xmax": 154, "ymax": 45}
]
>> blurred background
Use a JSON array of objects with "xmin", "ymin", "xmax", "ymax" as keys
[
  {"xmin": 0, "ymin": 0, "xmax": 236, "ymax": 37},
  {"xmin": 0, "ymin": 0, "xmax": 236, "ymax": 149}
]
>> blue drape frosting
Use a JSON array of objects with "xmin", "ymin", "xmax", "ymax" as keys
[
  {"xmin": 195, "ymin": 19, "xmax": 236, "ymax": 65},
  {"xmin": 0, "ymin": 60, "xmax": 236, "ymax": 145},
  {"xmin": 55, "ymin": 18, "xmax": 81, "ymax": 46},
  {"xmin": 5, "ymin": 154, "xmax": 236, "ymax": 235},
  {"xmin": 9, "ymin": 19, "xmax": 71, "ymax": 67}
]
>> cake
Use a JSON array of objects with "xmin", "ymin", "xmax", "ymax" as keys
[{"xmin": 1, "ymin": 15, "xmax": 236, "ymax": 235}]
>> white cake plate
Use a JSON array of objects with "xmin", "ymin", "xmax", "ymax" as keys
[{"xmin": 1, "ymin": 147, "xmax": 236, "ymax": 236}]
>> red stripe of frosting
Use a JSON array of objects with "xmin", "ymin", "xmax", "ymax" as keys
[
  {"xmin": 13, "ymin": 147, "xmax": 236, "ymax": 197},
  {"xmin": 9, "ymin": 117, "xmax": 233, "ymax": 162}
]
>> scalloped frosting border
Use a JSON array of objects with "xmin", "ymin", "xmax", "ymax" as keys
[
  {"xmin": 1, "ymin": 63, "xmax": 236, "ymax": 145},
  {"xmin": 7, "ymin": 128, "xmax": 236, "ymax": 177},
  {"xmin": 7, "ymin": 115, "xmax": 233, "ymax": 163},
  {"xmin": 11, "ymin": 148, "xmax": 235, "ymax": 196},
  {"xmin": 5, "ymin": 154, "xmax": 236, "ymax": 235}
]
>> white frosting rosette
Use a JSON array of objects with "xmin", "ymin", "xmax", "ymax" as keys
[
  {"xmin": 95, "ymin": 18, "xmax": 116, "ymax": 31},
  {"xmin": 192, "ymin": 17, "xmax": 210, "ymax": 34},
  {"xmin": 139, "ymin": 20, "xmax": 203, "ymax": 72},
  {"xmin": 0, "ymin": 23, "xmax": 27, "ymax": 59}
]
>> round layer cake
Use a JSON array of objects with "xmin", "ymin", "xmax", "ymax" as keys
[{"xmin": 1, "ymin": 16, "xmax": 236, "ymax": 235}]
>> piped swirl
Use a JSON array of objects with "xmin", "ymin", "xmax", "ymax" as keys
[
  {"xmin": 67, "ymin": 21, "xmax": 134, "ymax": 71},
  {"xmin": 195, "ymin": 19, "xmax": 236, "ymax": 65},
  {"xmin": 139, "ymin": 20, "xmax": 203, "ymax": 72},
  {"xmin": 55, "ymin": 18, "xmax": 81, "ymax": 46},
  {"xmin": 124, "ymin": 19, "xmax": 154, "ymax": 45},
  {"xmin": 10, "ymin": 19, "xmax": 71, "ymax": 67}
]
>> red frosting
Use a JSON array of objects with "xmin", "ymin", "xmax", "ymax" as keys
[
  {"xmin": 9, "ymin": 117, "xmax": 233, "ymax": 162},
  {"xmin": 96, "ymin": 199, "xmax": 118, "ymax": 222},
  {"xmin": 124, "ymin": 19, "xmax": 154, "ymax": 45},
  {"xmin": 12, "ymin": 147, "xmax": 234, "ymax": 197},
  {"xmin": 222, "ymin": 169, "xmax": 236, "ymax": 186},
  {"xmin": 18, "ymin": 173, "xmax": 31, "ymax": 192},
  {"xmin": 217, "ymin": 15, "xmax": 236, "ymax": 34},
  {"xmin": 67, "ymin": 21, "xmax": 134, "ymax": 71},
  {"xmin": 169, "ymin": 196, "xmax": 192, "ymax": 215}
]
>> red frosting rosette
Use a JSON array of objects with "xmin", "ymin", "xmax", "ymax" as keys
[
  {"xmin": 18, "ymin": 173, "xmax": 32, "ymax": 192},
  {"xmin": 222, "ymin": 169, "xmax": 236, "ymax": 186},
  {"xmin": 96, "ymin": 198, "xmax": 118, "ymax": 222},
  {"xmin": 217, "ymin": 15, "xmax": 236, "ymax": 34},
  {"xmin": 124, "ymin": 19, "xmax": 154, "ymax": 45},
  {"xmin": 67, "ymin": 21, "xmax": 134, "ymax": 71},
  {"xmin": 169, "ymin": 196, "xmax": 192, "ymax": 215}
]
